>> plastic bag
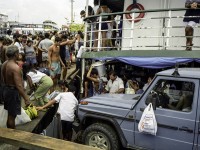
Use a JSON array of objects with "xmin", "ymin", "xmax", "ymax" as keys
[
  {"xmin": 16, "ymin": 108, "xmax": 31, "ymax": 125},
  {"xmin": 125, "ymin": 82, "xmax": 135, "ymax": 94},
  {"xmin": 0, "ymin": 106, "xmax": 8, "ymax": 127},
  {"xmin": 46, "ymin": 90, "xmax": 60, "ymax": 100},
  {"xmin": 138, "ymin": 103, "xmax": 157, "ymax": 135},
  {"xmin": 0, "ymin": 106, "xmax": 31, "ymax": 128}
]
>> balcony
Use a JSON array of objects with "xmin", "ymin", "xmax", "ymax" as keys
[{"xmin": 83, "ymin": 7, "xmax": 200, "ymax": 52}]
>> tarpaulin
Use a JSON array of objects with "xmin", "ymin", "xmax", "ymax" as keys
[{"xmin": 95, "ymin": 57, "xmax": 197, "ymax": 69}]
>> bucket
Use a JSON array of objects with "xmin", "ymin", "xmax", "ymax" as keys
[{"xmin": 92, "ymin": 61, "xmax": 106, "ymax": 77}]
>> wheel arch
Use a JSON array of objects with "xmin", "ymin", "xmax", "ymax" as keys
[{"xmin": 81, "ymin": 113, "xmax": 128, "ymax": 148}]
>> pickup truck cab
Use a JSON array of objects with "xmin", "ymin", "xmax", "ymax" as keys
[{"xmin": 78, "ymin": 68, "xmax": 200, "ymax": 150}]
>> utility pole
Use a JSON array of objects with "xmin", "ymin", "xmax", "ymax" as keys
[{"xmin": 71, "ymin": 0, "xmax": 74, "ymax": 24}]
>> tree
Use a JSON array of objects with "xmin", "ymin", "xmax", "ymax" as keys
[{"xmin": 69, "ymin": 23, "xmax": 84, "ymax": 32}]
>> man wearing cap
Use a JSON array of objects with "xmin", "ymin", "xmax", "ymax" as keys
[
  {"xmin": 1, "ymin": 45, "xmax": 30, "ymax": 129},
  {"xmin": 36, "ymin": 82, "xmax": 78, "ymax": 141}
]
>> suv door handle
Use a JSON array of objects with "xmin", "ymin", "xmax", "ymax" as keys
[{"xmin": 179, "ymin": 126, "xmax": 193, "ymax": 133}]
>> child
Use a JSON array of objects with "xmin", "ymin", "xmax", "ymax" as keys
[
  {"xmin": 16, "ymin": 53, "xmax": 25, "ymax": 69},
  {"xmin": 36, "ymin": 82, "xmax": 78, "ymax": 141}
]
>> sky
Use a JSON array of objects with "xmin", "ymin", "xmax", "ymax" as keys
[{"xmin": 0, "ymin": 0, "xmax": 93, "ymax": 27}]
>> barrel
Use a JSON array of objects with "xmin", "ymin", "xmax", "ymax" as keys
[{"xmin": 92, "ymin": 61, "xmax": 106, "ymax": 77}]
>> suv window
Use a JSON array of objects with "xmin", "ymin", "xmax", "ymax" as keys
[{"xmin": 146, "ymin": 79, "xmax": 194, "ymax": 112}]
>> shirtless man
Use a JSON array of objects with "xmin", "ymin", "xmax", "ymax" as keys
[
  {"xmin": 48, "ymin": 37, "xmax": 65, "ymax": 92},
  {"xmin": 1, "ymin": 45, "xmax": 30, "ymax": 129}
]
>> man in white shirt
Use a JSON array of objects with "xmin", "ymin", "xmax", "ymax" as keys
[
  {"xmin": 36, "ymin": 82, "xmax": 78, "ymax": 141},
  {"xmin": 105, "ymin": 70, "xmax": 124, "ymax": 94}
]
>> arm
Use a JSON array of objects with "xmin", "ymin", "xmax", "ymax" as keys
[
  {"xmin": 38, "ymin": 42, "xmax": 46, "ymax": 52},
  {"xmin": 96, "ymin": 7, "xmax": 100, "ymax": 15},
  {"xmin": 84, "ymin": 81, "xmax": 88, "ymax": 97},
  {"xmin": 13, "ymin": 67, "xmax": 30, "ymax": 106},
  {"xmin": 86, "ymin": 66, "xmax": 99, "ymax": 83},
  {"xmin": 128, "ymin": 80, "xmax": 135, "ymax": 89},
  {"xmin": 26, "ymin": 75, "xmax": 34, "ymax": 89},
  {"xmin": 104, "ymin": 82, "xmax": 109, "ymax": 93},
  {"xmin": 59, "ymin": 56, "xmax": 65, "ymax": 68},
  {"xmin": 115, "ymin": 88, "xmax": 124, "ymax": 94},
  {"xmin": 115, "ymin": 79, "xmax": 125, "ymax": 94},
  {"xmin": 36, "ymin": 99, "xmax": 56, "ymax": 110},
  {"xmin": 60, "ymin": 37, "xmax": 77, "ymax": 46},
  {"xmin": 48, "ymin": 46, "xmax": 53, "ymax": 69}
]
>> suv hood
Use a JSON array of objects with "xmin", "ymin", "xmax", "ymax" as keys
[
  {"xmin": 78, "ymin": 94, "xmax": 140, "ymax": 120},
  {"xmin": 81, "ymin": 94, "xmax": 140, "ymax": 109}
]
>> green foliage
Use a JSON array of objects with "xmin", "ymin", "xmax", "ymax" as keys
[{"xmin": 69, "ymin": 24, "xmax": 84, "ymax": 32}]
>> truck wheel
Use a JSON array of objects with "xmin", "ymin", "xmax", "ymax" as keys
[{"xmin": 82, "ymin": 123, "xmax": 119, "ymax": 150}]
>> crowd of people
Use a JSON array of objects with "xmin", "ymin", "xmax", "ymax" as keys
[
  {"xmin": 0, "ymin": 30, "xmax": 81, "ymax": 139},
  {"xmin": 83, "ymin": 63, "xmax": 153, "ymax": 98}
]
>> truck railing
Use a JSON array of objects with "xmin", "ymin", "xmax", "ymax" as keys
[{"xmin": 83, "ymin": 8, "xmax": 200, "ymax": 51}]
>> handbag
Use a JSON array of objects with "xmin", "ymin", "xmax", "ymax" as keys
[
  {"xmin": 125, "ymin": 82, "xmax": 135, "ymax": 94},
  {"xmin": 138, "ymin": 103, "xmax": 157, "ymax": 135}
]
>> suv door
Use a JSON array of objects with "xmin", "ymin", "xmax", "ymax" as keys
[
  {"xmin": 195, "ymin": 80, "xmax": 200, "ymax": 149},
  {"xmin": 134, "ymin": 76, "xmax": 198, "ymax": 150}
]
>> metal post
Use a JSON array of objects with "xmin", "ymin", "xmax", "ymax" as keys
[
  {"xmin": 97, "ymin": 16, "xmax": 102, "ymax": 51},
  {"xmin": 130, "ymin": 13, "xmax": 135, "ymax": 50},
  {"xmin": 90, "ymin": 23, "xmax": 93, "ymax": 50},
  {"xmin": 81, "ymin": 0, "xmax": 89, "ymax": 96},
  {"xmin": 71, "ymin": 0, "xmax": 74, "ymax": 23},
  {"xmin": 166, "ymin": 10, "xmax": 171, "ymax": 50},
  {"xmin": 83, "ymin": 0, "xmax": 89, "ymax": 48}
]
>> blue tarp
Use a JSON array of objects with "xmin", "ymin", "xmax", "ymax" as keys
[{"xmin": 95, "ymin": 57, "xmax": 200, "ymax": 69}]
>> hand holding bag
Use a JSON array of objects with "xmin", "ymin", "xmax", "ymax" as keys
[{"xmin": 138, "ymin": 103, "xmax": 157, "ymax": 135}]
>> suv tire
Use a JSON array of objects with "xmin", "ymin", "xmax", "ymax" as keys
[{"xmin": 82, "ymin": 123, "xmax": 119, "ymax": 150}]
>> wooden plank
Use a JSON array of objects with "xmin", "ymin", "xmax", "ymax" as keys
[{"xmin": 0, "ymin": 128, "xmax": 99, "ymax": 150}]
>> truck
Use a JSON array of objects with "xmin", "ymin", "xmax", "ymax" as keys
[{"xmin": 78, "ymin": 67, "xmax": 200, "ymax": 150}]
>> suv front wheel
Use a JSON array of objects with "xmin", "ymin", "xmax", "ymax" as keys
[{"xmin": 82, "ymin": 123, "xmax": 119, "ymax": 150}]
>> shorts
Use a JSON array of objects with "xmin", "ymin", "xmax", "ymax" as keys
[
  {"xmin": 42, "ymin": 52, "xmax": 48, "ymax": 61},
  {"xmin": 0, "ymin": 84, "xmax": 4, "ymax": 104},
  {"xmin": 96, "ymin": 22, "xmax": 108, "ymax": 30},
  {"xmin": 3, "ymin": 86, "xmax": 21, "ymax": 116},
  {"xmin": 61, "ymin": 57, "xmax": 67, "ymax": 67},
  {"xmin": 26, "ymin": 57, "xmax": 37, "ymax": 65},
  {"xmin": 50, "ymin": 62, "xmax": 61, "ymax": 77},
  {"xmin": 185, "ymin": 21, "xmax": 197, "ymax": 28},
  {"xmin": 66, "ymin": 50, "xmax": 70, "ymax": 60}
]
